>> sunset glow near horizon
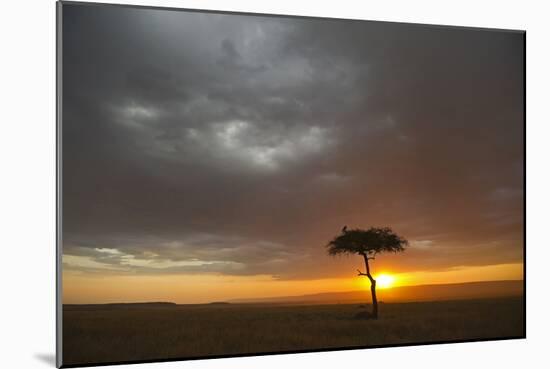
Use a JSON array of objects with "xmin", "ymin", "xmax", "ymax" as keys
[
  {"xmin": 62, "ymin": 6, "xmax": 524, "ymax": 305},
  {"xmin": 63, "ymin": 262, "xmax": 523, "ymax": 304},
  {"xmin": 374, "ymin": 274, "xmax": 396, "ymax": 289}
]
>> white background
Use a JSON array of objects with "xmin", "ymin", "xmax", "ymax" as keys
[{"xmin": 0, "ymin": 0, "xmax": 548, "ymax": 368}]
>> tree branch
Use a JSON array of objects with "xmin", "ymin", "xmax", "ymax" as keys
[{"xmin": 357, "ymin": 269, "xmax": 367, "ymax": 276}]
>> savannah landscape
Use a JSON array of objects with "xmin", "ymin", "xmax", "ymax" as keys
[
  {"xmin": 60, "ymin": 3, "xmax": 524, "ymax": 367},
  {"xmin": 63, "ymin": 294, "xmax": 524, "ymax": 366}
]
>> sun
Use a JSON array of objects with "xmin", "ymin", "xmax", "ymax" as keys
[{"xmin": 375, "ymin": 273, "xmax": 396, "ymax": 289}]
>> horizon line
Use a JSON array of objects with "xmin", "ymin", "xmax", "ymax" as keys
[{"xmin": 63, "ymin": 278, "xmax": 524, "ymax": 306}]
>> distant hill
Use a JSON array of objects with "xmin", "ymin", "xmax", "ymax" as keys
[
  {"xmin": 231, "ymin": 280, "xmax": 524, "ymax": 305},
  {"xmin": 64, "ymin": 302, "xmax": 178, "ymax": 310},
  {"xmin": 62, "ymin": 281, "xmax": 523, "ymax": 307}
]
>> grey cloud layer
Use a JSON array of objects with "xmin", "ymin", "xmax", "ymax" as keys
[{"xmin": 62, "ymin": 5, "xmax": 524, "ymax": 278}]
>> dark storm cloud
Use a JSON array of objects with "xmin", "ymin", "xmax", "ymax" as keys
[{"xmin": 62, "ymin": 4, "xmax": 524, "ymax": 278}]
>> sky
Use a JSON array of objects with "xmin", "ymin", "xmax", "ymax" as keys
[{"xmin": 61, "ymin": 3, "xmax": 524, "ymax": 303}]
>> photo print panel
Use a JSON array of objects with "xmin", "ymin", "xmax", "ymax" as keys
[{"xmin": 57, "ymin": 1, "xmax": 525, "ymax": 367}]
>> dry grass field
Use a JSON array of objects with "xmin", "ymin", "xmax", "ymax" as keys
[{"xmin": 63, "ymin": 297, "xmax": 524, "ymax": 366}]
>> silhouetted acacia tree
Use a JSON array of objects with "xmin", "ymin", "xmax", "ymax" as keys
[{"xmin": 326, "ymin": 227, "xmax": 408, "ymax": 319}]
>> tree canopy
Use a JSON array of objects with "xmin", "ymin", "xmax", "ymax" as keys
[{"xmin": 327, "ymin": 227, "xmax": 408, "ymax": 257}]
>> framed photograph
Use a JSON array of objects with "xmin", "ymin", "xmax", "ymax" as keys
[{"xmin": 57, "ymin": 1, "xmax": 525, "ymax": 367}]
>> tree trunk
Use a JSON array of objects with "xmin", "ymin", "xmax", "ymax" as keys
[
  {"xmin": 369, "ymin": 279, "xmax": 378, "ymax": 319},
  {"xmin": 363, "ymin": 254, "xmax": 378, "ymax": 319}
]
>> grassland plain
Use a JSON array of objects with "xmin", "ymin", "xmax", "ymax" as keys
[{"xmin": 63, "ymin": 297, "xmax": 524, "ymax": 366}]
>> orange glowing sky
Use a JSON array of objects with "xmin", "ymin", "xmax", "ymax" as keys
[{"xmin": 63, "ymin": 262, "xmax": 523, "ymax": 304}]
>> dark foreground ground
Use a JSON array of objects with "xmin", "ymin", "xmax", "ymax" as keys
[{"xmin": 63, "ymin": 297, "xmax": 524, "ymax": 366}]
